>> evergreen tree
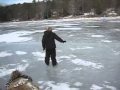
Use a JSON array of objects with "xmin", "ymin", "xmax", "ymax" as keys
[{"xmin": 32, "ymin": 0, "xmax": 36, "ymax": 3}]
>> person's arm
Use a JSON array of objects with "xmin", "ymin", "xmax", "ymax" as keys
[
  {"xmin": 42, "ymin": 35, "xmax": 46, "ymax": 50},
  {"xmin": 54, "ymin": 33, "xmax": 66, "ymax": 43}
]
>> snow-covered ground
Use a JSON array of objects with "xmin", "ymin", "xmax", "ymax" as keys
[{"xmin": 0, "ymin": 17, "xmax": 120, "ymax": 90}]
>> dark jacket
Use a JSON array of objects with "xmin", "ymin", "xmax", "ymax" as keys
[{"xmin": 42, "ymin": 31, "xmax": 64, "ymax": 50}]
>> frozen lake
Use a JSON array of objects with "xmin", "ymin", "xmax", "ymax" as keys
[{"xmin": 0, "ymin": 17, "xmax": 120, "ymax": 90}]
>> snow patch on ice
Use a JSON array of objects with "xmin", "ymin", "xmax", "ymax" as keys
[
  {"xmin": 114, "ymin": 29, "xmax": 120, "ymax": 31},
  {"xmin": 104, "ymin": 85, "xmax": 117, "ymax": 90},
  {"xmin": 22, "ymin": 60, "xmax": 28, "ymax": 63},
  {"xmin": 53, "ymin": 23, "xmax": 79, "ymax": 27},
  {"xmin": 58, "ymin": 56, "xmax": 71, "ymax": 59},
  {"xmin": 37, "ymin": 58, "xmax": 44, "ymax": 61},
  {"xmin": 0, "ymin": 51, "xmax": 13, "ymax": 57},
  {"xmin": 71, "ymin": 59, "xmax": 104, "ymax": 69},
  {"xmin": 0, "ymin": 64, "xmax": 18, "ymax": 69},
  {"xmin": 15, "ymin": 51, "xmax": 27, "ymax": 55},
  {"xmin": 101, "ymin": 40, "xmax": 112, "ymax": 43},
  {"xmin": 114, "ymin": 51, "xmax": 120, "ymax": 55},
  {"xmin": 73, "ymin": 67, "xmax": 82, "ymax": 71},
  {"xmin": 70, "ymin": 47, "xmax": 94, "ymax": 51},
  {"xmin": 69, "ymin": 54, "xmax": 77, "ymax": 58},
  {"xmin": 57, "ymin": 50, "xmax": 62, "ymax": 52},
  {"xmin": 109, "ymin": 20, "xmax": 120, "ymax": 23},
  {"xmin": 91, "ymin": 35, "xmax": 105, "ymax": 38},
  {"xmin": 73, "ymin": 82, "xmax": 83, "ymax": 87},
  {"xmin": 69, "ymin": 35, "xmax": 74, "ymax": 37},
  {"xmin": 57, "ymin": 27, "xmax": 82, "ymax": 31},
  {"xmin": 104, "ymin": 81, "xmax": 111, "ymax": 84},
  {"xmin": 90, "ymin": 84, "xmax": 103, "ymax": 90},
  {"xmin": 32, "ymin": 52, "xmax": 45, "ymax": 57},
  {"xmin": 0, "ymin": 31, "xmax": 33, "ymax": 43},
  {"xmin": 38, "ymin": 81, "xmax": 79, "ymax": 90},
  {"xmin": 62, "ymin": 16, "xmax": 120, "ymax": 22},
  {"xmin": 8, "ymin": 25, "xmax": 18, "ymax": 27},
  {"xmin": 0, "ymin": 63, "xmax": 29, "ymax": 77},
  {"xmin": 85, "ymin": 26, "xmax": 100, "ymax": 28},
  {"xmin": 60, "ymin": 69, "xmax": 68, "ymax": 73}
]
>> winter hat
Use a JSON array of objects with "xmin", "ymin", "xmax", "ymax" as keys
[{"xmin": 47, "ymin": 27, "xmax": 52, "ymax": 31}]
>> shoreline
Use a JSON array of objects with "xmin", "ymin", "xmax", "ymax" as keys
[
  {"xmin": 0, "ymin": 16, "xmax": 120, "ymax": 23},
  {"xmin": 61, "ymin": 16, "xmax": 120, "ymax": 21}
]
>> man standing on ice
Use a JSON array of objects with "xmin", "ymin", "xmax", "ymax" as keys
[{"xmin": 42, "ymin": 27, "xmax": 66, "ymax": 66}]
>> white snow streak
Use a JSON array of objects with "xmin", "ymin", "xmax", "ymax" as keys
[
  {"xmin": 15, "ymin": 51, "xmax": 27, "ymax": 55},
  {"xmin": 0, "ymin": 31, "xmax": 33, "ymax": 43},
  {"xmin": 32, "ymin": 52, "xmax": 45, "ymax": 57},
  {"xmin": 0, "ymin": 63, "xmax": 29, "ymax": 77},
  {"xmin": 90, "ymin": 84, "xmax": 103, "ymax": 90},
  {"xmin": 91, "ymin": 35, "xmax": 105, "ymax": 38},
  {"xmin": 71, "ymin": 59, "xmax": 104, "ymax": 69},
  {"xmin": 0, "ymin": 51, "xmax": 13, "ymax": 57},
  {"xmin": 104, "ymin": 85, "xmax": 117, "ymax": 90},
  {"xmin": 38, "ymin": 81, "xmax": 79, "ymax": 90}
]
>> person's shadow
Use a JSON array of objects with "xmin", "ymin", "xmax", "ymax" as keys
[{"xmin": 46, "ymin": 66, "xmax": 60, "ymax": 82}]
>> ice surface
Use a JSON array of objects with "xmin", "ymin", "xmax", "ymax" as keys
[{"xmin": 0, "ymin": 17, "xmax": 120, "ymax": 90}]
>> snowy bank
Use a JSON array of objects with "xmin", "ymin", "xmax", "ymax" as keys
[{"xmin": 62, "ymin": 16, "xmax": 120, "ymax": 21}]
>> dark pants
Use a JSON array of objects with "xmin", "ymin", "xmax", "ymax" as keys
[{"xmin": 45, "ymin": 48, "xmax": 57, "ymax": 66}]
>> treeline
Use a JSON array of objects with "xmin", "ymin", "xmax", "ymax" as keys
[{"xmin": 0, "ymin": 0, "xmax": 120, "ymax": 22}]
